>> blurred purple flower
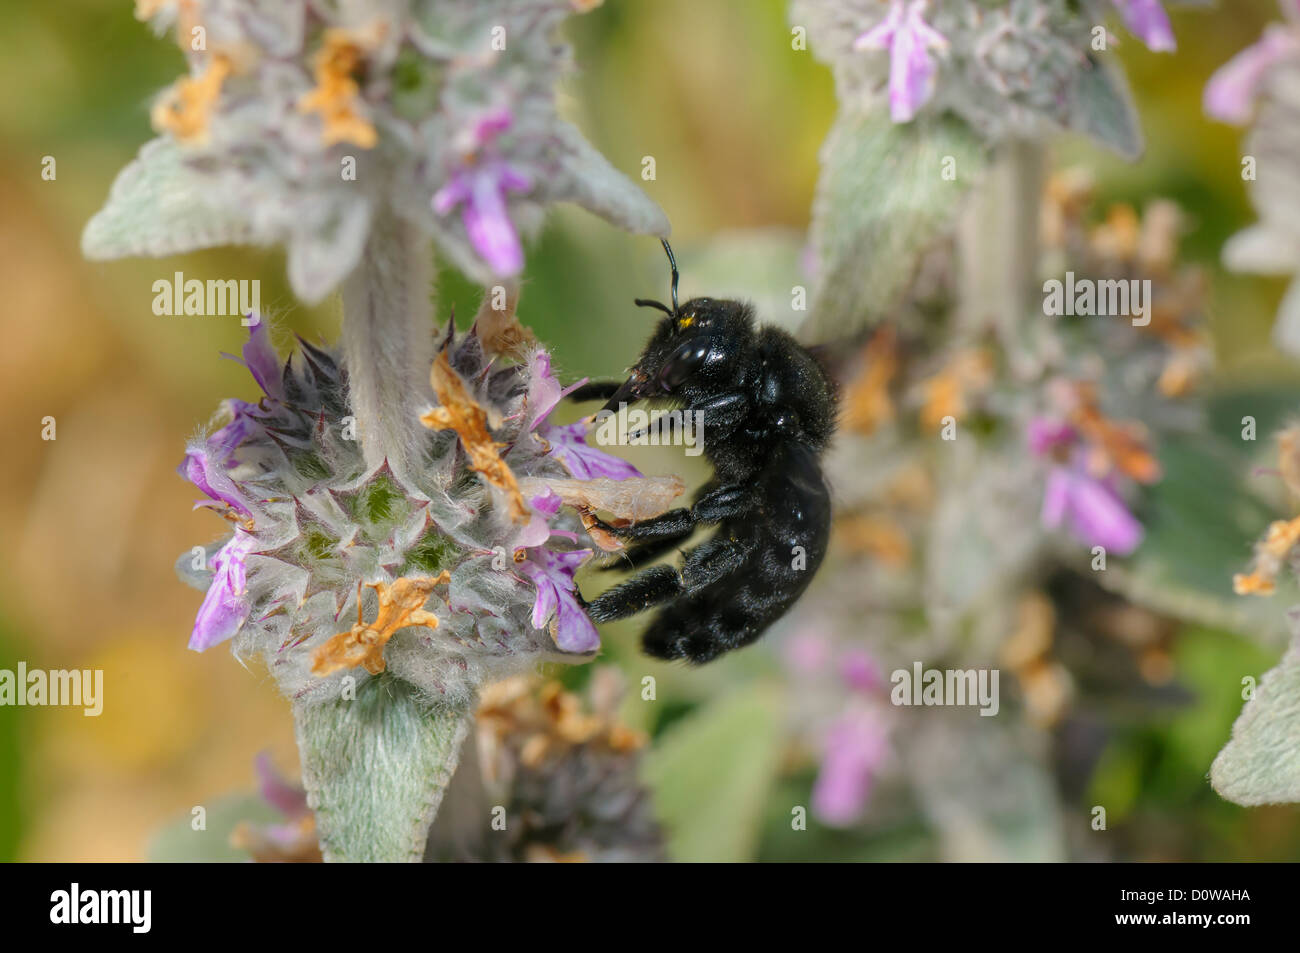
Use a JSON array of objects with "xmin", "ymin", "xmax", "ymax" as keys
[
  {"xmin": 1041, "ymin": 466, "xmax": 1143, "ymax": 555},
  {"xmin": 189, "ymin": 529, "xmax": 255, "ymax": 651},
  {"xmin": 1028, "ymin": 417, "xmax": 1143, "ymax": 555},
  {"xmin": 255, "ymin": 751, "xmax": 309, "ymax": 818},
  {"xmin": 232, "ymin": 753, "xmax": 320, "ymax": 862},
  {"xmin": 1026, "ymin": 417, "xmax": 1077, "ymax": 456},
  {"xmin": 840, "ymin": 648, "xmax": 883, "ymax": 693},
  {"xmin": 853, "ymin": 0, "xmax": 949, "ymax": 123},
  {"xmin": 1112, "ymin": 0, "xmax": 1176, "ymax": 53},
  {"xmin": 433, "ymin": 109, "xmax": 532, "ymax": 276},
  {"xmin": 812, "ymin": 709, "xmax": 890, "ymax": 826},
  {"xmin": 1205, "ymin": 25, "xmax": 1299, "ymax": 124}
]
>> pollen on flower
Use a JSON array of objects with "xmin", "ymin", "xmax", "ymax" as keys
[
  {"xmin": 310, "ymin": 573, "xmax": 450, "ymax": 677},
  {"xmin": 297, "ymin": 29, "xmax": 380, "ymax": 149},
  {"xmin": 422, "ymin": 350, "xmax": 530, "ymax": 523},
  {"xmin": 151, "ymin": 54, "xmax": 232, "ymax": 144}
]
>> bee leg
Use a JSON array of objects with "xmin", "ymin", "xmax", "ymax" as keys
[
  {"xmin": 588, "ymin": 483, "xmax": 752, "ymax": 543},
  {"xmin": 589, "ymin": 506, "xmax": 697, "ymax": 543},
  {"xmin": 584, "ymin": 565, "xmax": 682, "ymax": 622},
  {"xmin": 595, "ymin": 528, "xmax": 695, "ymax": 571},
  {"xmin": 585, "ymin": 538, "xmax": 746, "ymax": 623}
]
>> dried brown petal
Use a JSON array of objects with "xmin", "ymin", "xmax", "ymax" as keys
[
  {"xmin": 311, "ymin": 573, "xmax": 450, "ymax": 676},
  {"xmin": 471, "ymin": 285, "xmax": 537, "ymax": 360},
  {"xmin": 423, "ymin": 351, "xmax": 529, "ymax": 522}
]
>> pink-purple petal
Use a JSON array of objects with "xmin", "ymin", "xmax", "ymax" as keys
[
  {"xmin": 1026, "ymin": 416, "xmax": 1076, "ymax": 456},
  {"xmin": 548, "ymin": 423, "xmax": 643, "ymax": 480},
  {"xmin": 526, "ymin": 350, "xmax": 566, "ymax": 428},
  {"xmin": 1113, "ymin": 0, "xmax": 1176, "ymax": 52},
  {"xmin": 255, "ymin": 752, "xmax": 309, "ymax": 818},
  {"xmin": 243, "ymin": 320, "xmax": 284, "ymax": 400},
  {"xmin": 854, "ymin": 1, "xmax": 947, "ymax": 123},
  {"xmin": 1205, "ymin": 26, "xmax": 1298, "ymax": 124},
  {"xmin": 1065, "ymin": 470, "xmax": 1144, "ymax": 555},
  {"xmin": 812, "ymin": 710, "xmax": 889, "ymax": 827},
  {"xmin": 852, "ymin": 1, "xmax": 903, "ymax": 51},
  {"xmin": 463, "ymin": 169, "xmax": 525, "ymax": 276},
  {"xmin": 189, "ymin": 530, "xmax": 255, "ymax": 651},
  {"xmin": 182, "ymin": 442, "xmax": 254, "ymax": 516}
]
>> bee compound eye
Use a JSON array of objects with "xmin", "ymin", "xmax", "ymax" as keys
[{"xmin": 658, "ymin": 341, "xmax": 710, "ymax": 391}]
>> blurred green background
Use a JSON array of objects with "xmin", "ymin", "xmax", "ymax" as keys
[{"xmin": 1, "ymin": 0, "xmax": 1297, "ymax": 861}]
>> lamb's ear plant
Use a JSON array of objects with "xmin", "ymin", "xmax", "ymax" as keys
[
  {"xmin": 767, "ymin": 0, "xmax": 1298, "ymax": 858},
  {"xmin": 85, "ymin": 0, "xmax": 670, "ymax": 862},
  {"xmin": 1203, "ymin": 1, "xmax": 1300, "ymax": 809}
]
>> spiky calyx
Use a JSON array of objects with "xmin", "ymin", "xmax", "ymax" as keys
[{"xmin": 179, "ymin": 320, "xmax": 613, "ymax": 712}]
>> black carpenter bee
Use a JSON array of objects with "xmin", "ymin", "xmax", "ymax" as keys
[{"xmin": 572, "ymin": 240, "xmax": 836, "ymax": 663}]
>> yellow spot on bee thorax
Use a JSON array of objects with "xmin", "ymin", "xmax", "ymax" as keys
[{"xmin": 677, "ymin": 315, "xmax": 695, "ymax": 329}]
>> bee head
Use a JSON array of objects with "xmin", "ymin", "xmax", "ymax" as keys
[{"xmin": 599, "ymin": 241, "xmax": 753, "ymax": 412}]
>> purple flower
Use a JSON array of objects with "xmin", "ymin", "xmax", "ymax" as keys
[
  {"xmin": 527, "ymin": 350, "xmax": 641, "ymax": 481},
  {"xmin": 1112, "ymin": 0, "xmax": 1176, "ymax": 53},
  {"xmin": 189, "ymin": 529, "xmax": 255, "ymax": 651},
  {"xmin": 1041, "ymin": 465, "xmax": 1144, "ymax": 555},
  {"xmin": 243, "ymin": 320, "xmax": 284, "ymax": 401},
  {"xmin": 840, "ymin": 648, "xmax": 883, "ymax": 693},
  {"xmin": 207, "ymin": 398, "xmax": 261, "ymax": 464},
  {"xmin": 1026, "ymin": 417, "xmax": 1078, "ymax": 457},
  {"xmin": 546, "ymin": 422, "xmax": 642, "ymax": 480},
  {"xmin": 181, "ymin": 441, "xmax": 254, "ymax": 517},
  {"xmin": 433, "ymin": 109, "xmax": 532, "ymax": 277},
  {"xmin": 525, "ymin": 350, "xmax": 569, "ymax": 430},
  {"xmin": 1028, "ymin": 417, "xmax": 1143, "ymax": 555},
  {"xmin": 517, "ymin": 548, "xmax": 598, "ymax": 653},
  {"xmin": 1205, "ymin": 24, "xmax": 1299, "ymax": 124},
  {"xmin": 511, "ymin": 488, "xmax": 566, "ymax": 552},
  {"xmin": 853, "ymin": 0, "xmax": 949, "ymax": 123},
  {"xmin": 222, "ymin": 319, "xmax": 284, "ymax": 402},
  {"xmin": 233, "ymin": 753, "xmax": 320, "ymax": 862},
  {"xmin": 812, "ymin": 709, "xmax": 889, "ymax": 827},
  {"xmin": 506, "ymin": 489, "xmax": 598, "ymax": 653},
  {"xmin": 255, "ymin": 751, "xmax": 309, "ymax": 818}
]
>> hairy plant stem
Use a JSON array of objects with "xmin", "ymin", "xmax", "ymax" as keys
[
  {"xmin": 957, "ymin": 140, "xmax": 1044, "ymax": 379},
  {"xmin": 295, "ymin": 676, "xmax": 472, "ymax": 863},
  {"xmin": 340, "ymin": 209, "xmax": 435, "ymax": 479},
  {"xmin": 318, "ymin": 215, "xmax": 470, "ymax": 863}
]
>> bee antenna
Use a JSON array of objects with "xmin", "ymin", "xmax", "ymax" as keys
[
  {"xmin": 660, "ymin": 239, "xmax": 679, "ymax": 314},
  {"xmin": 634, "ymin": 298, "xmax": 674, "ymax": 316}
]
